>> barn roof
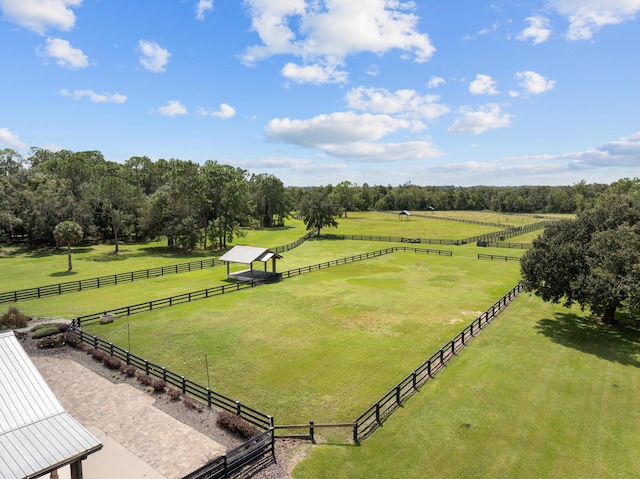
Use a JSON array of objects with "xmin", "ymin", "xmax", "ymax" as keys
[
  {"xmin": 219, "ymin": 246, "xmax": 282, "ymax": 264},
  {"xmin": 0, "ymin": 331, "xmax": 102, "ymax": 479}
]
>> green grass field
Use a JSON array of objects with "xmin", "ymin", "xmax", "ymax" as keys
[
  {"xmin": 3, "ymin": 211, "xmax": 638, "ymax": 478},
  {"xmin": 294, "ymin": 295, "xmax": 640, "ymax": 478}
]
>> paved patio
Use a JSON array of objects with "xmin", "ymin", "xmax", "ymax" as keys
[{"xmin": 33, "ymin": 357, "xmax": 226, "ymax": 479}]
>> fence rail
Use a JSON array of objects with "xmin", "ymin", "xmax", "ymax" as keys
[
  {"xmin": 0, "ymin": 229, "xmax": 319, "ymax": 305},
  {"xmin": 321, "ymin": 221, "xmax": 548, "ymax": 248},
  {"xmin": 68, "ymin": 327, "xmax": 273, "ymax": 430},
  {"xmin": 72, "ymin": 247, "xmax": 452, "ymax": 326},
  {"xmin": 353, "ymin": 283, "xmax": 522, "ymax": 442},
  {"xmin": 182, "ymin": 429, "xmax": 275, "ymax": 479},
  {"xmin": 477, "ymin": 253, "xmax": 521, "ymax": 262}
]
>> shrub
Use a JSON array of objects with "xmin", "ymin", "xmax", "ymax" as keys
[
  {"xmin": 151, "ymin": 378, "xmax": 166, "ymax": 393},
  {"xmin": 167, "ymin": 387, "xmax": 182, "ymax": 401},
  {"xmin": 216, "ymin": 410, "xmax": 262, "ymax": 439},
  {"xmin": 136, "ymin": 372, "xmax": 154, "ymax": 386},
  {"xmin": 103, "ymin": 356, "xmax": 122, "ymax": 370},
  {"xmin": 31, "ymin": 325, "xmax": 62, "ymax": 339},
  {"xmin": 90, "ymin": 349, "xmax": 108, "ymax": 362},
  {"xmin": 66, "ymin": 331, "xmax": 82, "ymax": 348},
  {"xmin": 0, "ymin": 306, "xmax": 29, "ymax": 329},
  {"xmin": 120, "ymin": 365, "xmax": 137, "ymax": 377},
  {"xmin": 37, "ymin": 333, "xmax": 65, "ymax": 349},
  {"xmin": 182, "ymin": 394, "xmax": 204, "ymax": 412}
]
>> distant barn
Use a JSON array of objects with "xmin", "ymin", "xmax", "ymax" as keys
[{"xmin": 219, "ymin": 246, "xmax": 282, "ymax": 281}]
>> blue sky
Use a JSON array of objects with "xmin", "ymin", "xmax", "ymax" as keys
[{"xmin": 1, "ymin": 0, "xmax": 639, "ymax": 187}]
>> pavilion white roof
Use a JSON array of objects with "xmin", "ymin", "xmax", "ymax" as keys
[
  {"xmin": 0, "ymin": 331, "xmax": 102, "ymax": 479},
  {"xmin": 219, "ymin": 246, "xmax": 281, "ymax": 264}
]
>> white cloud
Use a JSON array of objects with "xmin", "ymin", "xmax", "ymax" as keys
[
  {"xmin": 158, "ymin": 100, "xmax": 188, "ymax": 116},
  {"xmin": 281, "ymin": 62, "xmax": 348, "ymax": 84},
  {"xmin": 60, "ymin": 89, "xmax": 127, "ymax": 103},
  {"xmin": 0, "ymin": 128, "xmax": 26, "ymax": 149},
  {"xmin": 448, "ymin": 103, "xmax": 513, "ymax": 134},
  {"xmin": 345, "ymin": 86, "xmax": 449, "ymax": 120},
  {"xmin": 266, "ymin": 112, "xmax": 411, "ymax": 147},
  {"xmin": 198, "ymin": 103, "xmax": 236, "ymax": 119},
  {"xmin": 0, "ymin": 0, "xmax": 81, "ymax": 34},
  {"xmin": 515, "ymin": 70, "xmax": 556, "ymax": 94},
  {"xmin": 469, "ymin": 74, "xmax": 499, "ymax": 95},
  {"xmin": 242, "ymin": 0, "xmax": 435, "ymax": 84},
  {"xmin": 229, "ymin": 156, "xmax": 347, "ymax": 173},
  {"xmin": 264, "ymin": 111, "xmax": 443, "ymax": 162},
  {"xmin": 195, "ymin": 0, "xmax": 213, "ymax": 20},
  {"xmin": 548, "ymin": 0, "xmax": 640, "ymax": 40},
  {"xmin": 138, "ymin": 40, "xmax": 171, "ymax": 72},
  {"xmin": 39, "ymin": 37, "xmax": 88, "ymax": 69},
  {"xmin": 428, "ymin": 76, "xmax": 445, "ymax": 88},
  {"xmin": 517, "ymin": 16, "xmax": 552, "ymax": 44},
  {"xmin": 320, "ymin": 140, "xmax": 443, "ymax": 162}
]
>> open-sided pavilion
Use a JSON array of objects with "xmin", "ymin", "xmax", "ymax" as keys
[{"xmin": 219, "ymin": 246, "xmax": 282, "ymax": 282}]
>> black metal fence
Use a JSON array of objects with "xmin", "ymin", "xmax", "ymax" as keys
[
  {"xmin": 68, "ymin": 326, "xmax": 273, "ymax": 430},
  {"xmin": 278, "ymin": 246, "xmax": 452, "ymax": 280},
  {"xmin": 0, "ymin": 229, "xmax": 320, "ymax": 305},
  {"xmin": 321, "ymin": 221, "xmax": 548, "ymax": 248},
  {"xmin": 353, "ymin": 283, "xmax": 522, "ymax": 442},
  {"xmin": 181, "ymin": 429, "xmax": 275, "ymax": 479},
  {"xmin": 477, "ymin": 253, "xmax": 521, "ymax": 262},
  {"xmin": 72, "ymin": 247, "xmax": 452, "ymax": 326},
  {"xmin": 0, "ymin": 258, "xmax": 224, "ymax": 304}
]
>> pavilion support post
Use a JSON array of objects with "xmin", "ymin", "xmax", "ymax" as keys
[{"xmin": 70, "ymin": 460, "xmax": 83, "ymax": 479}]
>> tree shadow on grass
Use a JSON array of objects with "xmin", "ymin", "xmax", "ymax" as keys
[
  {"xmin": 49, "ymin": 270, "xmax": 79, "ymax": 278},
  {"xmin": 535, "ymin": 312, "xmax": 640, "ymax": 367}
]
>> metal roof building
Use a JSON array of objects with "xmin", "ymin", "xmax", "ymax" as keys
[
  {"xmin": 0, "ymin": 331, "xmax": 102, "ymax": 479},
  {"xmin": 219, "ymin": 246, "xmax": 282, "ymax": 281}
]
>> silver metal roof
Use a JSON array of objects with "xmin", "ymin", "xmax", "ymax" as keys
[
  {"xmin": 219, "ymin": 246, "xmax": 281, "ymax": 264},
  {"xmin": 0, "ymin": 332, "xmax": 102, "ymax": 479}
]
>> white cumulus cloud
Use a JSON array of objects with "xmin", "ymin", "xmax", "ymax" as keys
[
  {"xmin": 0, "ymin": 0, "xmax": 81, "ymax": 34},
  {"xmin": 548, "ymin": 0, "xmax": 640, "ymax": 40},
  {"xmin": 242, "ymin": 0, "xmax": 435, "ymax": 84},
  {"xmin": 517, "ymin": 16, "xmax": 552, "ymax": 44},
  {"xmin": 265, "ymin": 111, "xmax": 411, "ymax": 147},
  {"xmin": 264, "ymin": 111, "xmax": 443, "ymax": 162},
  {"xmin": 139, "ymin": 40, "xmax": 171, "ymax": 73},
  {"xmin": 195, "ymin": 0, "xmax": 213, "ymax": 20},
  {"xmin": 345, "ymin": 86, "xmax": 449, "ymax": 120},
  {"xmin": 428, "ymin": 76, "xmax": 445, "ymax": 88},
  {"xmin": 158, "ymin": 100, "xmax": 188, "ymax": 116},
  {"xmin": 469, "ymin": 74, "xmax": 499, "ymax": 95},
  {"xmin": 0, "ymin": 128, "xmax": 26, "ymax": 149},
  {"xmin": 39, "ymin": 37, "xmax": 88, "ymax": 69},
  {"xmin": 448, "ymin": 103, "xmax": 513, "ymax": 134},
  {"xmin": 60, "ymin": 89, "xmax": 127, "ymax": 103},
  {"xmin": 515, "ymin": 70, "xmax": 556, "ymax": 94},
  {"xmin": 198, "ymin": 103, "xmax": 236, "ymax": 119},
  {"xmin": 281, "ymin": 62, "xmax": 348, "ymax": 84}
]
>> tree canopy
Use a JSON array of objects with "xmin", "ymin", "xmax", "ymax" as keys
[
  {"xmin": 298, "ymin": 187, "xmax": 341, "ymax": 234},
  {"xmin": 520, "ymin": 194, "xmax": 640, "ymax": 324}
]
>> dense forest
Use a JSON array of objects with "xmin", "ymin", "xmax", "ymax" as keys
[{"xmin": 0, "ymin": 147, "xmax": 634, "ymax": 250}]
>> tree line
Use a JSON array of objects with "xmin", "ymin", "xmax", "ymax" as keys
[{"xmin": 0, "ymin": 147, "xmax": 632, "ymax": 250}]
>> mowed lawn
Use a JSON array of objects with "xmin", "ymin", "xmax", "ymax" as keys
[
  {"xmin": 82, "ymin": 249, "xmax": 521, "ymax": 427},
  {"xmin": 294, "ymin": 294, "xmax": 640, "ymax": 478},
  {"xmin": 328, "ymin": 212, "xmax": 506, "ymax": 239}
]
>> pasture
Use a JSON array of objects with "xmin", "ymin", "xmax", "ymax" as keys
[{"xmin": 4, "ymin": 211, "xmax": 637, "ymax": 478}]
